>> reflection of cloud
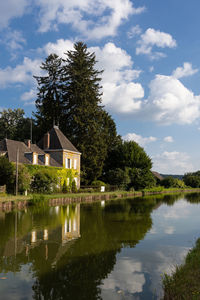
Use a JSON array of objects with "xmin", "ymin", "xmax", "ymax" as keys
[
  {"xmin": 165, "ymin": 226, "xmax": 175, "ymax": 235},
  {"xmin": 142, "ymin": 245, "xmax": 190, "ymax": 297},
  {"xmin": 149, "ymin": 228, "xmax": 157, "ymax": 234},
  {"xmin": 102, "ymin": 258, "xmax": 145, "ymax": 295},
  {"xmin": 163, "ymin": 201, "xmax": 190, "ymax": 220}
]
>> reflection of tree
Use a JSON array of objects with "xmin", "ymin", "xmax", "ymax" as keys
[
  {"xmin": 31, "ymin": 198, "xmax": 159, "ymax": 299},
  {"xmin": 32, "ymin": 250, "xmax": 116, "ymax": 300},
  {"xmin": 0, "ymin": 195, "xmax": 185, "ymax": 299},
  {"xmin": 185, "ymin": 192, "xmax": 200, "ymax": 203}
]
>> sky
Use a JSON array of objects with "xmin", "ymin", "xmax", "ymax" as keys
[{"xmin": 1, "ymin": 0, "xmax": 200, "ymax": 175}]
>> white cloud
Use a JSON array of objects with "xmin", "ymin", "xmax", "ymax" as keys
[
  {"xmin": 123, "ymin": 132, "xmax": 157, "ymax": 147},
  {"xmin": 0, "ymin": 0, "xmax": 28, "ymax": 29},
  {"xmin": 164, "ymin": 226, "xmax": 175, "ymax": 235},
  {"xmin": 164, "ymin": 136, "xmax": 174, "ymax": 143},
  {"xmin": 42, "ymin": 39, "xmax": 74, "ymax": 58},
  {"xmin": 90, "ymin": 42, "xmax": 143, "ymax": 113},
  {"xmin": 136, "ymin": 28, "xmax": 177, "ymax": 59},
  {"xmin": 145, "ymin": 75, "xmax": 200, "ymax": 125},
  {"xmin": 36, "ymin": 0, "xmax": 145, "ymax": 39},
  {"xmin": 153, "ymin": 151, "xmax": 194, "ymax": 174},
  {"xmin": 172, "ymin": 62, "xmax": 198, "ymax": 79},
  {"xmin": 0, "ymin": 57, "xmax": 42, "ymax": 88},
  {"xmin": 2, "ymin": 30, "xmax": 26, "ymax": 51},
  {"xmin": 21, "ymin": 89, "xmax": 37, "ymax": 101},
  {"xmin": 127, "ymin": 25, "xmax": 142, "ymax": 38}
]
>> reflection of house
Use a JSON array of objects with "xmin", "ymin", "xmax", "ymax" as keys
[
  {"xmin": 0, "ymin": 125, "xmax": 81, "ymax": 187},
  {"xmin": 62, "ymin": 205, "xmax": 80, "ymax": 244},
  {"xmin": 1, "ymin": 204, "xmax": 81, "ymax": 261}
]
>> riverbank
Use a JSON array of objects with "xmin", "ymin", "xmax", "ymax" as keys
[
  {"xmin": 0, "ymin": 187, "xmax": 200, "ymax": 211},
  {"xmin": 162, "ymin": 238, "xmax": 200, "ymax": 299}
]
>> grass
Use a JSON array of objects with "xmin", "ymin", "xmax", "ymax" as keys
[
  {"xmin": 0, "ymin": 187, "xmax": 200, "ymax": 203},
  {"xmin": 0, "ymin": 190, "xmax": 135, "ymax": 202},
  {"xmin": 162, "ymin": 238, "xmax": 200, "ymax": 300}
]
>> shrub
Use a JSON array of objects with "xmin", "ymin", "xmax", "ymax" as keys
[
  {"xmin": 31, "ymin": 169, "xmax": 58, "ymax": 193},
  {"xmin": 15, "ymin": 164, "xmax": 31, "ymax": 193},
  {"xmin": 161, "ymin": 176, "xmax": 186, "ymax": 188},
  {"xmin": 62, "ymin": 180, "xmax": 68, "ymax": 193},
  {"xmin": 72, "ymin": 180, "xmax": 78, "ymax": 193},
  {"xmin": 0, "ymin": 156, "xmax": 15, "ymax": 192}
]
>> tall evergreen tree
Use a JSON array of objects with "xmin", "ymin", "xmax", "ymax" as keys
[
  {"xmin": 62, "ymin": 42, "xmax": 117, "ymax": 184},
  {"xmin": 34, "ymin": 42, "xmax": 119, "ymax": 184},
  {"xmin": 34, "ymin": 54, "xmax": 64, "ymax": 137}
]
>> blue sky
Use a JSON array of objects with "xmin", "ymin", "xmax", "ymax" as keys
[{"xmin": 1, "ymin": 0, "xmax": 200, "ymax": 174}]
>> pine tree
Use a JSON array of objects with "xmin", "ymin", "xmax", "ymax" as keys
[
  {"xmin": 34, "ymin": 54, "xmax": 64, "ymax": 136},
  {"xmin": 62, "ymin": 42, "xmax": 117, "ymax": 184},
  {"xmin": 34, "ymin": 42, "xmax": 119, "ymax": 184}
]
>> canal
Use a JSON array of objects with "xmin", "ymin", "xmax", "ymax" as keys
[{"xmin": 0, "ymin": 192, "xmax": 200, "ymax": 299}]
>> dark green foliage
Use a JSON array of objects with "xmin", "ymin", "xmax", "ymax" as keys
[
  {"xmin": 183, "ymin": 171, "xmax": 200, "ymax": 188},
  {"xmin": 71, "ymin": 180, "xmax": 77, "ymax": 193},
  {"xmin": 16, "ymin": 164, "xmax": 31, "ymax": 193},
  {"xmin": 161, "ymin": 176, "xmax": 185, "ymax": 188},
  {"xmin": 34, "ymin": 54, "xmax": 65, "ymax": 137},
  {"xmin": 31, "ymin": 169, "xmax": 58, "ymax": 193},
  {"xmin": 0, "ymin": 108, "xmax": 37, "ymax": 142},
  {"xmin": 128, "ymin": 168, "xmax": 156, "ymax": 190},
  {"xmin": 0, "ymin": 157, "xmax": 14, "ymax": 192},
  {"xmin": 62, "ymin": 42, "xmax": 117, "ymax": 184},
  {"xmin": 105, "ymin": 168, "xmax": 130, "ymax": 189},
  {"xmin": 103, "ymin": 140, "xmax": 155, "ymax": 190},
  {"xmin": 91, "ymin": 180, "xmax": 106, "ymax": 187},
  {"xmin": 62, "ymin": 180, "xmax": 68, "ymax": 193}
]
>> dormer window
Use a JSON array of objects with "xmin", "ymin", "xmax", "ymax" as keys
[
  {"xmin": 45, "ymin": 154, "xmax": 49, "ymax": 166},
  {"xmin": 33, "ymin": 153, "xmax": 37, "ymax": 165}
]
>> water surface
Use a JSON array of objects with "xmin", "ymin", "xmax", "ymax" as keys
[{"xmin": 0, "ymin": 193, "xmax": 200, "ymax": 299}]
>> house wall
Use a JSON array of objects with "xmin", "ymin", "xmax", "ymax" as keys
[{"xmin": 63, "ymin": 151, "xmax": 81, "ymax": 188}]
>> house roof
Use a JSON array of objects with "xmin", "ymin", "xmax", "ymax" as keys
[
  {"xmin": 152, "ymin": 171, "xmax": 164, "ymax": 181},
  {"xmin": 38, "ymin": 126, "xmax": 80, "ymax": 153},
  {"xmin": 0, "ymin": 139, "xmax": 62, "ymax": 167},
  {"xmin": 3, "ymin": 139, "xmax": 30, "ymax": 164}
]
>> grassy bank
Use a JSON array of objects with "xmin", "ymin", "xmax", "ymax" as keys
[
  {"xmin": 1, "ymin": 187, "xmax": 200, "ymax": 203},
  {"xmin": 0, "ymin": 190, "xmax": 137, "ymax": 203},
  {"xmin": 162, "ymin": 238, "xmax": 200, "ymax": 300}
]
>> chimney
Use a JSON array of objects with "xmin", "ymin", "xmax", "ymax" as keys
[
  {"xmin": 44, "ymin": 133, "xmax": 50, "ymax": 149},
  {"xmin": 25, "ymin": 139, "xmax": 31, "ymax": 148}
]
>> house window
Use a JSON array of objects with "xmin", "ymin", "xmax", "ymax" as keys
[
  {"xmin": 74, "ymin": 159, "xmax": 77, "ymax": 169},
  {"xmin": 45, "ymin": 155, "xmax": 49, "ymax": 166},
  {"xmin": 33, "ymin": 153, "xmax": 37, "ymax": 165},
  {"xmin": 65, "ymin": 157, "xmax": 72, "ymax": 169}
]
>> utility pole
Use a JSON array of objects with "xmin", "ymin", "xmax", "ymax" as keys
[
  {"xmin": 16, "ymin": 148, "xmax": 19, "ymax": 196},
  {"xmin": 30, "ymin": 118, "xmax": 32, "ymax": 144}
]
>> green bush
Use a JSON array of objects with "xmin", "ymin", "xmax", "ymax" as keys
[
  {"xmin": 31, "ymin": 169, "xmax": 58, "ymax": 193},
  {"xmin": 0, "ymin": 156, "xmax": 15, "ymax": 193},
  {"xmin": 161, "ymin": 176, "xmax": 186, "ymax": 188},
  {"xmin": 72, "ymin": 180, "xmax": 78, "ymax": 193},
  {"xmin": 62, "ymin": 180, "xmax": 68, "ymax": 193},
  {"xmin": 15, "ymin": 164, "xmax": 31, "ymax": 193}
]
